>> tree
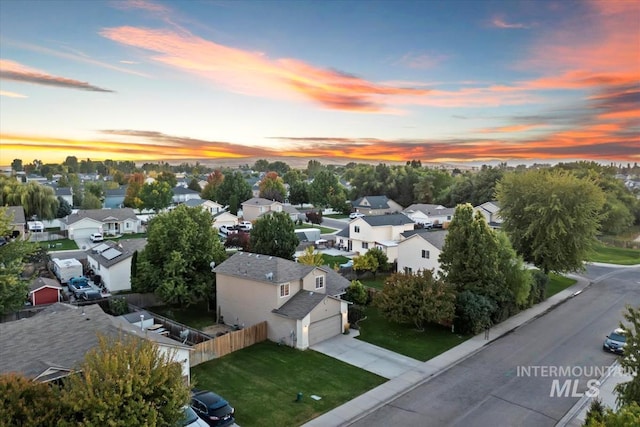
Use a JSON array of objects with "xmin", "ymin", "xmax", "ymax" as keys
[
  {"xmin": 2, "ymin": 180, "xmax": 59, "ymax": 220},
  {"xmin": 0, "ymin": 373, "xmax": 62, "ymax": 426},
  {"xmin": 259, "ymin": 171, "xmax": 286, "ymax": 202},
  {"xmin": 253, "ymin": 159, "xmax": 270, "ymax": 172},
  {"xmin": 187, "ymin": 178, "xmax": 201, "ymax": 192},
  {"xmin": 366, "ymin": 247, "xmax": 389, "ymax": 273},
  {"xmin": 297, "ymin": 246, "xmax": 324, "ymax": 266},
  {"xmin": 344, "ymin": 280, "xmax": 368, "ymax": 306},
  {"xmin": 584, "ymin": 402, "xmax": 640, "ymax": 426},
  {"xmin": 289, "ymin": 181, "xmax": 310, "ymax": 206},
  {"xmin": 139, "ymin": 181, "xmax": 173, "ymax": 213},
  {"xmin": 156, "ymin": 171, "xmax": 177, "ymax": 188},
  {"xmin": 134, "ymin": 205, "xmax": 226, "ymax": 305},
  {"xmin": 200, "ymin": 170, "xmax": 224, "ymax": 202},
  {"xmin": 454, "ymin": 290, "xmax": 495, "ymax": 334},
  {"xmin": 0, "ymin": 208, "xmax": 38, "ymax": 316},
  {"xmin": 250, "ymin": 211, "xmax": 299, "ymax": 260},
  {"xmin": 615, "ymin": 305, "xmax": 640, "ymax": 408},
  {"xmin": 216, "ymin": 171, "xmax": 252, "ymax": 214},
  {"xmin": 11, "ymin": 159, "xmax": 23, "ymax": 172},
  {"xmin": 62, "ymin": 335, "xmax": 190, "ymax": 426},
  {"xmin": 56, "ymin": 196, "xmax": 72, "ymax": 218},
  {"xmin": 353, "ymin": 252, "xmax": 379, "ymax": 278},
  {"xmin": 81, "ymin": 192, "xmax": 102, "ymax": 209},
  {"xmin": 375, "ymin": 271, "xmax": 456, "ymax": 330},
  {"xmin": 308, "ymin": 170, "xmax": 344, "ymax": 208},
  {"xmin": 497, "ymin": 169, "xmax": 605, "ymax": 274},
  {"xmin": 305, "ymin": 210, "xmax": 323, "ymax": 225},
  {"xmin": 224, "ymin": 231, "xmax": 251, "ymax": 251},
  {"xmin": 124, "ymin": 173, "xmax": 145, "ymax": 209}
]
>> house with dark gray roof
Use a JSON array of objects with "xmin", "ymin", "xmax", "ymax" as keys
[
  {"xmin": 184, "ymin": 198, "xmax": 225, "ymax": 216},
  {"xmin": 3, "ymin": 206, "xmax": 26, "ymax": 239},
  {"xmin": 172, "ymin": 186, "xmax": 201, "ymax": 204},
  {"xmin": 0, "ymin": 303, "xmax": 192, "ymax": 383},
  {"xmin": 86, "ymin": 238, "xmax": 147, "ymax": 293},
  {"xmin": 335, "ymin": 213, "xmax": 416, "ymax": 262},
  {"xmin": 397, "ymin": 229, "xmax": 448, "ymax": 277},
  {"xmin": 59, "ymin": 208, "xmax": 142, "ymax": 239},
  {"xmin": 240, "ymin": 197, "xmax": 301, "ymax": 222},
  {"xmin": 351, "ymin": 195, "xmax": 403, "ymax": 215},
  {"xmin": 213, "ymin": 251, "xmax": 349, "ymax": 349},
  {"xmin": 474, "ymin": 201, "xmax": 502, "ymax": 229},
  {"xmin": 104, "ymin": 185, "xmax": 127, "ymax": 209}
]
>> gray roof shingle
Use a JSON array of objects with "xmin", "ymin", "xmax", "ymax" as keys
[
  {"xmin": 401, "ymin": 229, "xmax": 448, "ymax": 250},
  {"xmin": 362, "ymin": 213, "xmax": 415, "ymax": 226},
  {"xmin": 272, "ymin": 290, "xmax": 326, "ymax": 319},
  {"xmin": 61, "ymin": 208, "xmax": 138, "ymax": 225}
]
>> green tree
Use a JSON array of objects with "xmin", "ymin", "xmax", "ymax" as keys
[
  {"xmin": 139, "ymin": 181, "xmax": 173, "ymax": 213},
  {"xmin": 56, "ymin": 174, "xmax": 69, "ymax": 188},
  {"xmin": 81, "ymin": 192, "xmax": 103, "ymax": 209},
  {"xmin": 200, "ymin": 170, "xmax": 224, "ymax": 202},
  {"xmin": 216, "ymin": 171, "xmax": 252, "ymax": 213},
  {"xmin": 124, "ymin": 173, "xmax": 144, "ymax": 209},
  {"xmin": 497, "ymin": 169, "xmax": 606, "ymax": 274},
  {"xmin": 250, "ymin": 211, "xmax": 299, "ymax": 260},
  {"xmin": 62, "ymin": 335, "xmax": 190, "ymax": 426},
  {"xmin": 615, "ymin": 305, "xmax": 640, "ymax": 408},
  {"xmin": 63, "ymin": 156, "xmax": 78, "ymax": 173},
  {"xmin": 187, "ymin": 178, "xmax": 201, "ymax": 192},
  {"xmin": 0, "ymin": 373, "xmax": 62, "ymax": 426},
  {"xmin": 56, "ymin": 196, "xmax": 72, "ymax": 218},
  {"xmin": 0, "ymin": 208, "xmax": 38, "ymax": 316},
  {"xmin": 309, "ymin": 170, "xmax": 344, "ymax": 208},
  {"xmin": 344, "ymin": 280, "xmax": 368, "ymax": 306},
  {"xmin": 289, "ymin": 181, "xmax": 310, "ymax": 206},
  {"xmin": 253, "ymin": 159, "xmax": 270, "ymax": 172},
  {"xmin": 375, "ymin": 271, "xmax": 456, "ymax": 330},
  {"xmin": 454, "ymin": 290, "xmax": 495, "ymax": 335},
  {"xmin": 134, "ymin": 205, "xmax": 226, "ymax": 305},
  {"xmin": 353, "ymin": 252, "xmax": 379, "ymax": 278},
  {"xmin": 156, "ymin": 171, "xmax": 177, "ymax": 188},
  {"xmin": 297, "ymin": 246, "xmax": 324, "ymax": 266},
  {"xmin": 4, "ymin": 180, "xmax": 59, "ymax": 220},
  {"xmin": 259, "ymin": 171, "xmax": 287, "ymax": 202},
  {"xmin": 11, "ymin": 158, "xmax": 23, "ymax": 172},
  {"xmin": 83, "ymin": 181, "xmax": 104, "ymax": 202},
  {"xmin": 366, "ymin": 247, "xmax": 389, "ymax": 272},
  {"xmin": 584, "ymin": 402, "xmax": 640, "ymax": 426}
]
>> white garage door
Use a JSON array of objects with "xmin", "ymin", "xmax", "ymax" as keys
[{"xmin": 309, "ymin": 314, "xmax": 341, "ymax": 346}]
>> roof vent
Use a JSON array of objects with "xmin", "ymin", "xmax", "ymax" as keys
[{"xmin": 265, "ymin": 272, "xmax": 273, "ymax": 281}]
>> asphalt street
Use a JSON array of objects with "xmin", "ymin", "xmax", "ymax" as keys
[{"xmin": 349, "ymin": 265, "xmax": 640, "ymax": 427}]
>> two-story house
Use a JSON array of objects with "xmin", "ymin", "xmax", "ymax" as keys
[
  {"xmin": 3, "ymin": 205, "xmax": 26, "ymax": 239},
  {"xmin": 335, "ymin": 213, "xmax": 416, "ymax": 262},
  {"xmin": 172, "ymin": 186, "xmax": 201, "ymax": 204},
  {"xmin": 240, "ymin": 197, "xmax": 301, "ymax": 222},
  {"xmin": 403, "ymin": 203, "xmax": 455, "ymax": 227},
  {"xmin": 351, "ymin": 195, "xmax": 403, "ymax": 216},
  {"xmin": 104, "ymin": 186, "xmax": 127, "ymax": 209},
  {"xmin": 214, "ymin": 252, "xmax": 349, "ymax": 349},
  {"xmin": 396, "ymin": 229, "xmax": 448, "ymax": 277}
]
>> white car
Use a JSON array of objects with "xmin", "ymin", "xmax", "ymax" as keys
[
  {"xmin": 90, "ymin": 233, "xmax": 104, "ymax": 242},
  {"xmin": 349, "ymin": 212, "xmax": 365, "ymax": 219},
  {"xmin": 181, "ymin": 405, "xmax": 209, "ymax": 427},
  {"xmin": 238, "ymin": 221, "xmax": 253, "ymax": 231}
]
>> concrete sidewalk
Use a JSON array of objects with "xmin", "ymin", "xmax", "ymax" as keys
[{"xmin": 304, "ymin": 273, "xmax": 593, "ymax": 427}]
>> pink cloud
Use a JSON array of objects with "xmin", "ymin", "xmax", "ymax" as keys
[{"xmin": 491, "ymin": 17, "xmax": 533, "ymax": 29}]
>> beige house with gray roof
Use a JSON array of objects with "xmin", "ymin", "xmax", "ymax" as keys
[
  {"xmin": 397, "ymin": 229, "xmax": 448, "ymax": 277},
  {"xmin": 60, "ymin": 208, "xmax": 142, "ymax": 239},
  {"xmin": 86, "ymin": 238, "xmax": 147, "ymax": 293},
  {"xmin": 214, "ymin": 252, "xmax": 349, "ymax": 349}
]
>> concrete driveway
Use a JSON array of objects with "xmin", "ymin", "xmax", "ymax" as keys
[{"xmin": 310, "ymin": 330, "xmax": 423, "ymax": 380}]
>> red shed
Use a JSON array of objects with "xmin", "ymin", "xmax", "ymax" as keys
[{"xmin": 29, "ymin": 278, "xmax": 62, "ymax": 306}]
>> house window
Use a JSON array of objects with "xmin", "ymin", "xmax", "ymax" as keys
[
  {"xmin": 354, "ymin": 226, "xmax": 360, "ymax": 233},
  {"xmin": 447, "ymin": 215, "xmax": 452, "ymax": 220},
  {"xmin": 315, "ymin": 276, "xmax": 324, "ymax": 289},
  {"xmin": 404, "ymin": 266, "xmax": 412, "ymax": 274},
  {"xmin": 362, "ymin": 242, "xmax": 369, "ymax": 249},
  {"xmin": 422, "ymin": 250, "xmax": 430, "ymax": 259},
  {"xmin": 279, "ymin": 283, "xmax": 290, "ymax": 298},
  {"xmin": 125, "ymin": 222, "xmax": 130, "ymax": 229}
]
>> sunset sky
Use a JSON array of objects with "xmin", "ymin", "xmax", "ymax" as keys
[{"xmin": 0, "ymin": 0, "xmax": 638, "ymax": 166}]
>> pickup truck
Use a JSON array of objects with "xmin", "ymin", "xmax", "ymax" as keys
[
  {"xmin": 68, "ymin": 277, "xmax": 91, "ymax": 297},
  {"xmin": 237, "ymin": 221, "xmax": 253, "ymax": 232}
]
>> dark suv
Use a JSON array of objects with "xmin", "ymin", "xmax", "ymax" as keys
[{"xmin": 191, "ymin": 389, "xmax": 235, "ymax": 427}]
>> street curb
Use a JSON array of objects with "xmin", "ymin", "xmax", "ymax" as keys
[
  {"xmin": 340, "ymin": 277, "xmax": 593, "ymax": 427},
  {"xmin": 555, "ymin": 359, "xmax": 620, "ymax": 427}
]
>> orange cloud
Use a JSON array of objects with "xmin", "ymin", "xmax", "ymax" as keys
[
  {"xmin": 478, "ymin": 124, "xmax": 544, "ymax": 134},
  {"xmin": 99, "ymin": 26, "xmax": 429, "ymax": 112},
  {"xmin": 0, "ymin": 90, "xmax": 27, "ymax": 98},
  {"xmin": 0, "ymin": 59, "xmax": 115, "ymax": 92}
]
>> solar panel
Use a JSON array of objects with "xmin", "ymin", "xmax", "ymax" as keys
[
  {"xmin": 102, "ymin": 248, "xmax": 122, "ymax": 260},
  {"xmin": 94, "ymin": 243, "xmax": 110, "ymax": 253}
]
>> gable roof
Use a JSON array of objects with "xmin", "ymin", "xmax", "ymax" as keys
[
  {"xmin": 29, "ymin": 277, "xmax": 62, "ymax": 293},
  {"xmin": 242, "ymin": 197, "xmax": 281, "ymax": 207},
  {"xmin": 0, "ymin": 303, "xmax": 189, "ymax": 382},
  {"xmin": 4, "ymin": 206, "xmax": 26, "ymax": 224},
  {"xmin": 105, "ymin": 186, "xmax": 127, "ymax": 197},
  {"xmin": 362, "ymin": 213, "xmax": 415, "ymax": 226},
  {"xmin": 272, "ymin": 290, "xmax": 326, "ymax": 319},
  {"xmin": 214, "ymin": 252, "xmax": 348, "ymax": 297},
  {"xmin": 401, "ymin": 229, "xmax": 448, "ymax": 250},
  {"xmin": 404, "ymin": 203, "xmax": 456, "ymax": 216},
  {"xmin": 352, "ymin": 195, "xmax": 392, "ymax": 209},
  {"xmin": 172, "ymin": 186, "xmax": 200, "ymax": 195},
  {"xmin": 87, "ymin": 238, "xmax": 146, "ymax": 268},
  {"xmin": 61, "ymin": 208, "xmax": 138, "ymax": 225}
]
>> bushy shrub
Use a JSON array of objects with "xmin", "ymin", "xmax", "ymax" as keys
[
  {"xmin": 454, "ymin": 290, "xmax": 495, "ymax": 335},
  {"xmin": 529, "ymin": 270, "xmax": 549, "ymax": 305}
]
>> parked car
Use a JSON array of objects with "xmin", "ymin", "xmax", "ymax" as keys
[
  {"xmin": 68, "ymin": 277, "xmax": 91, "ymax": 297},
  {"xmin": 90, "ymin": 232, "xmax": 104, "ymax": 242},
  {"xmin": 603, "ymin": 328, "xmax": 627, "ymax": 354},
  {"xmin": 191, "ymin": 389, "xmax": 235, "ymax": 427},
  {"xmin": 340, "ymin": 259, "xmax": 354, "ymax": 269},
  {"xmin": 349, "ymin": 212, "xmax": 365, "ymax": 219},
  {"xmin": 237, "ymin": 221, "xmax": 252, "ymax": 232},
  {"xmin": 181, "ymin": 405, "xmax": 209, "ymax": 427},
  {"xmin": 79, "ymin": 289, "xmax": 102, "ymax": 301},
  {"xmin": 218, "ymin": 225, "xmax": 238, "ymax": 235}
]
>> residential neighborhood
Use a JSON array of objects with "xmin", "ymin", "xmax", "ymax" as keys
[{"xmin": 1, "ymin": 158, "xmax": 639, "ymax": 427}]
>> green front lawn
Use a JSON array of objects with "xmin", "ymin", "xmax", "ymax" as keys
[
  {"xmin": 296, "ymin": 222, "xmax": 338, "ymax": 233},
  {"xmin": 356, "ymin": 306, "xmax": 469, "ymax": 362},
  {"xmin": 546, "ymin": 273, "xmax": 577, "ymax": 297},
  {"xmin": 358, "ymin": 273, "xmax": 392, "ymax": 290},
  {"xmin": 588, "ymin": 244, "xmax": 640, "ymax": 265},
  {"xmin": 191, "ymin": 341, "xmax": 386, "ymax": 427},
  {"xmin": 321, "ymin": 254, "xmax": 349, "ymax": 268},
  {"xmin": 41, "ymin": 239, "xmax": 79, "ymax": 251},
  {"xmin": 149, "ymin": 302, "xmax": 216, "ymax": 330}
]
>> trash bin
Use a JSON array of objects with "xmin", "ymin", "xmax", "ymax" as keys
[{"xmin": 296, "ymin": 392, "xmax": 303, "ymax": 402}]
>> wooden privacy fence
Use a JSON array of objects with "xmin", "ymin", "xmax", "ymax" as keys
[{"xmin": 190, "ymin": 321, "xmax": 268, "ymax": 366}]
